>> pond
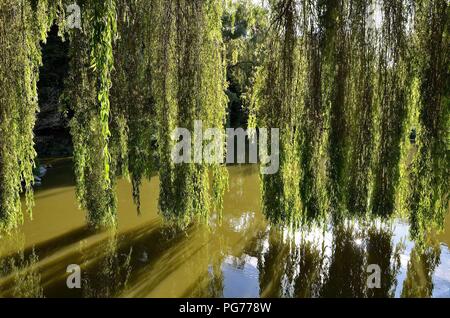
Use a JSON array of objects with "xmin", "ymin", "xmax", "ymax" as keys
[{"xmin": 0, "ymin": 159, "xmax": 449, "ymax": 298}]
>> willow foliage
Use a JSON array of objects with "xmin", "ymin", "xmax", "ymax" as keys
[
  {"xmin": 0, "ymin": 0, "xmax": 63, "ymax": 231},
  {"xmin": 371, "ymin": 0, "xmax": 411, "ymax": 218},
  {"xmin": 319, "ymin": 0, "xmax": 351, "ymax": 217},
  {"xmin": 250, "ymin": 0, "xmax": 305, "ymax": 227},
  {"xmin": 65, "ymin": 0, "xmax": 229, "ymax": 228},
  {"xmin": 153, "ymin": 0, "xmax": 228, "ymax": 227},
  {"xmin": 406, "ymin": 0, "xmax": 449, "ymax": 244},
  {"xmin": 0, "ymin": 0, "xmax": 447, "ymax": 235},
  {"xmin": 250, "ymin": 0, "xmax": 351, "ymax": 226},
  {"xmin": 346, "ymin": 0, "xmax": 377, "ymax": 217},
  {"xmin": 111, "ymin": 0, "xmax": 158, "ymax": 212},
  {"xmin": 250, "ymin": 0, "xmax": 447, "ymax": 232},
  {"xmin": 65, "ymin": 0, "xmax": 118, "ymax": 228}
]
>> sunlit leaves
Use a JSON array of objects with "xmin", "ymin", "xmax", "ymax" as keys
[
  {"xmin": 65, "ymin": 0, "xmax": 118, "ymax": 228},
  {"xmin": 153, "ymin": 0, "xmax": 229, "ymax": 227},
  {"xmin": 0, "ymin": 0, "xmax": 63, "ymax": 231},
  {"xmin": 405, "ymin": 0, "xmax": 449, "ymax": 245},
  {"xmin": 250, "ymin": 0, "xmax": 448, "ymax": 237}
]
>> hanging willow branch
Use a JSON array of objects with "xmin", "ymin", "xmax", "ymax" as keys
[
  {"xmin": 250, "ymin": 0, "xmax": 306, "ymax": 227},
  {"xmin": 65, "ymin": 0, "xmax": 118, "ymax": 228},
  {"xmin": 371, "ymin": 0, "xmax": 411, "ymax": 218},
  {"xmin": 0, "ymin": 0, "xmax": 63, "ymax": 231},
  {"xmin": 110, "ymin": 0, "xmax": 158, "ymax": 213},
  {"xmin": 321, "ymin": 0, "xmax": 351, "ymax": 218},
  {"xmin": 153, "ymin": 0, "xmax": 228, "ymax": 228},
  {"xmin": 346, "ymin": 0, "xmax": 376, "ymax": 216}
]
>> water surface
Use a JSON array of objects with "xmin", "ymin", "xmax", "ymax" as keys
[{"xmin": 0, "ymin": 159, "xmax": 449, "ymax": 297}]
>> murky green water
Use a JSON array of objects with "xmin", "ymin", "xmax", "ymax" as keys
[{"xmin": 0, "ymin": 159, "xmax": 449, "ymax": 298}]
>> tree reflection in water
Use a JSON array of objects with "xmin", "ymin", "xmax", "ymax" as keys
[
  {"xmin": 401, "ymin": 237, "xmax": 441, "ymax": 298},
  {"xmin": 0, "ymin": 204, "xmax": 446, "ymax": 297},
  {"xmin": 0, "ymin": 232, "xmax": 43, "ymax": 297},
  {"xmin": 249, "ymin": 219, "xmax": 444, "ymax": 298},
  {"xmin": 82, "ymin": 232, "xmax": 132, "ymax": 298}
]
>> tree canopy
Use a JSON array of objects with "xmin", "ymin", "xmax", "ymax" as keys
[{"xmin": 0, "ymin": 0, "xmax": 448, "ymax": 244}]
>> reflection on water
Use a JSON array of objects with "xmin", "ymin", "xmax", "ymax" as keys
[
  {"xmin": 401, "ymin": 238, "xmax": 441, "ymax": 298},
  {"xmin": 81, "ymin": 233, "xmax": 133, "ymax": 298},
  {"xmin": 0, "ymin": 233, "xmax": 43, "ymax": 297},
  {"xmin": 0, "ymin": 159, "xmax": 449, "ymax": 298}
]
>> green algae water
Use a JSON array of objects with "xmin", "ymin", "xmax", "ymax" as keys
[{"xmin": 0, "ymin": 159, "xmax": 449, "ymax": 298}]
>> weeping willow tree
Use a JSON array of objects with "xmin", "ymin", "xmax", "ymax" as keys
[
  {"xmin": 0, "ymin": 0, "xmax": 64, "ymax": 231},
  {"xmin": 65, "ymin": 0, "xmax": 119, "ymax": 228},
  {"xmin": 345, "ymin": 0, "xmax": 376, "ymax": 217},
  {"xmin": 250, "ymin": 0, "xmax": 354, "ymax": 226},
  {"xmin": 1, "ymin": 0, "xmax": 227, "ymax": 230},
  {"xmin": 111, "ymin": 0, "xmax": 158, "ymax": 212},
  {"xmin": 153, "ymin": 0, "xmax": 228, "ymax": 227},
  {"xmin": 66, "ymin": 0, "xmax": 160, "ymax": 224},
  {"xmin": 371, "ymin": 0, "xmax": 411, "ymax": 218},
  {"xmin": 0, "ymin": 0, "xmax": 120, "ymax": 230},
  {"xmin": 1, "ymin": 0, "xmax": 447, "ymax": 235},
  {"xmin": 251, "ymin": 0, "xmax": 375, "ymax": 227},
  {"xmin": 250, "ymin": 0, "xmax": 315, "ymax": 227},
  {"xmin": 320, "ymin": 0, "xmax": 351, "ymax": 217},
  {"xmin": 406, "ymin": 0, "xmax": 449, "ymax": 244},
  {"xmin": 249, "ymin": 0, "xmax": 447, "ymax": 230}
]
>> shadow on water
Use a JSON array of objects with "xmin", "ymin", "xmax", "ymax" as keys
[
  {"xmin": 1, "ymin": 218, "xmax": 194, "ymax": 297},
  {"xmin": 0, "ymin": 212, "xmax": 448, "ymax": 298},
  {"xmin": 44, "ymin": 219, "xmax": 196, "ymax": 297},
  {"xmin": 0, "ymin": 233, "xmax": 44, "ymax": 297},
  {"xmin": 0, "ymin": 226, "xmax": 94, "ymax": 275}
]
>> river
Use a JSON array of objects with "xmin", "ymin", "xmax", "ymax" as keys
[{"xmin": 0, "ymin": 159, "xmax": 449, "ymax": 297}]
